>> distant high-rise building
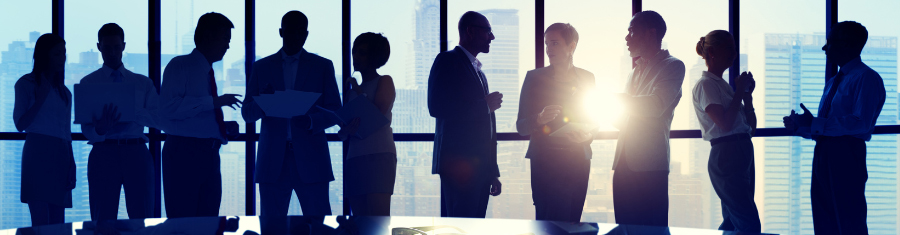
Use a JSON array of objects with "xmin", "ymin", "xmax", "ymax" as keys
[
  {"xmin": 411, "ymin": 0, "xmax": 439, "ymax": 90},
  {"xmin": 763, "ymin": 33, "xmax": 898, "ymax": 235}
]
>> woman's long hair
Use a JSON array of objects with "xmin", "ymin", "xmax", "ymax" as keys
[{"xmin": 31, "ymin": 33, "xmax": 68, "ymax": 102}]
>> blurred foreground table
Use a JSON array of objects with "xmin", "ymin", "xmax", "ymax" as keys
[{"xmin": 0, "ymin": 216, "xmax": 777, "ymax": 235}]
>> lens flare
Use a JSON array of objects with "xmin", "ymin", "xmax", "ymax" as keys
[{"xmin": 582, "ymin": 85, "xmax": 625, "ymax": 131}]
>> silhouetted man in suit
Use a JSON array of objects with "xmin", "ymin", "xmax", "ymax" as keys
[
  {"xmin": 613, "ymin": 10, "xmax": 684, "ymax": 227},
  {"xmin": 159, "ymin": 12, "xmax": 242, "ymax": 218},
  {"xmin": 784, "ymin": 21, "xmax": 884, "ymax": 235},
  {"xmin": 242, "ymin": 10, "xmax": 341, "ymax": 234},
  {"xmin": 428, "ymin": 11, "xmax": 503, "ymax": 218}
]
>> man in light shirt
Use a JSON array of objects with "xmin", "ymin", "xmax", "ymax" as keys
[
  {"xmin": 612, "ymin": 10, "xmax": 684, "ymax": 226},
  {"xmin": 242, "ymin": 10, "xmax": 341, "ymax": 233},
  {"xmin": 81, "ymin": 23, "xmax": 160, "ymax": 221},
  {"xmin": 784, "ymin": 21, "xmax": 885, "ymax": 235},
  {"xmin": 159, "ymin": 12, "xmax": 242, "ymax": 218}
]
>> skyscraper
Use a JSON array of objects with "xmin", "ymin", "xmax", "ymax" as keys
[{"xmin": 763, "ymin": 33, "xmax": 898, "ymax": 235}]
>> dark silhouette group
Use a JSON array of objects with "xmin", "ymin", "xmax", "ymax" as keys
[{"xmin": 12, "ymin": 8, "xmax": 884, "ymax": 235}]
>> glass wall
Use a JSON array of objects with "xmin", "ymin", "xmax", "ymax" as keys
[
  {"xmin": 2, "ymin": 1, "xmax": 900, "ymax": 233},
  {"xmin": 0, "ymin": 1, "xmax": 49, "ymax": 229}
]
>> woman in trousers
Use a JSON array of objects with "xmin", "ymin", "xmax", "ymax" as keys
[{"xmin": 691, "ymin": 30, "xmax": 761, "ymax": 232}]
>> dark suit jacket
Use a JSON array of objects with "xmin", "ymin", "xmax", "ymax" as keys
[
  {"xmin": 427, "ymin": 47, "xmax": 499, "ymax": 178},
  {"xmin": 242, "ymin": 49, "xmax": 341, "ymax": 183}
]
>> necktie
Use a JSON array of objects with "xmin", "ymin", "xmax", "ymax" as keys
[
  {"xmin": 209, "ymin": 69, "xmax": 227, "ymax": 140},
  {"xmin": 819, "ymin": 72, "xmax": 845, "ymax": 119},
  {"xmin": 112, "ymin": 70, "xmax": 123, "ymax": 82}
]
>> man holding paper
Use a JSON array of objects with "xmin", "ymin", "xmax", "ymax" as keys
[
  {"xmin": 79, "ymin": 23, "xmax": 159, "ymax": 221},
  {"xmin": 242, "ymin": 11, "xmax": 341, "ymax": 233}
]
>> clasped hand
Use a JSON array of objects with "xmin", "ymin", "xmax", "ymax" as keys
[
  {"xmin": 486, "ymin": 91, "xmax": 503, "ymax": 112},
  {"xmin": 783, "ymin": 103, "xmax": 813, "ymax": 131}
]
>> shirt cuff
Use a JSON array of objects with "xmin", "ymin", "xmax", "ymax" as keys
[
  {"xmin": 796, "ymin": 126, "xmax": 813, "ymax": 139},
  {"xmin": 811, "ymin": 117, "xmax": 827, "ymax": 136}
]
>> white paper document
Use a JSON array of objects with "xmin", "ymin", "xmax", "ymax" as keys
[
  {"xmin": 74, "ymin": 82, "xmax": 136, "ymax": 124},
  {"xmin": 549, "ymin": 122, "xmax": 597, "ymax": 137},
  {"xmin": 334, "ymin": 96, "xmax": 390, "ymax": 139},
  {"xmin": 253, "ymin": 90, "xmax": 321, "ymax": 118}
]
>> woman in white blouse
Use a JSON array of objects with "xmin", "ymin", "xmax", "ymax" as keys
[
  {"xmin": 691, "ymin": 30, "xmax": 760, "ymax": 232},
  {"xmin": 13, "ymin": 33, "xmax": 75, "ymax": 226},
  {"xmin": 340, "ymin": 32, "xmax": 397, "ymax": 216}
]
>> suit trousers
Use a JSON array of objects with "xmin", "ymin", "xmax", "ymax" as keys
[
  {"xmin": 439, "ymin": 162, "xmax": 491, "ymax": 218},
  {"xmin": 88, "ymin": 142, "xmax": 155, "ymax": 221},
  {"xmin": 708, "ymin": 136, "xmax": 760, "ymax": 232},
  {"xmin": 259, "ymin": 142, "xmax": 331, "ymax": 234},
  {"xmin": 530, "ymin": 149, "xmax": 590, "ymax": 222},
  {"xmin": 812, "ymin": 136, "xmax": 868, "ymax": 235},
  {"xmin": 612, "ymin": 157, "xmax": 668, "ymax": 227},
  {"xmin": 162, "ymin": 135, "xmax": 222, "ymax": 218}
]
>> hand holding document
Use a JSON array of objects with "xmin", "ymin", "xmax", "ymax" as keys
[
  {"xmin": 253, "ymin": 90, "xmax": 321, "ymax": 118},
  {"xmin": 549, "ymin": 122, "xmax": 598, "ymax": 137},
  {"xmin": 75, "ymin": 82, "xmax": 136, "ymax": 124},
  {"xmin": 334, "ymin": 96, "xmax": 390, "ymax": 139}
]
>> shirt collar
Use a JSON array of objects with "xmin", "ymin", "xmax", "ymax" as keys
[
  {"xmin": 636, "ymin": 49, "xmax": 670, "ymax": 66},
  {"xmin": 838, "ymin": 57, "xmax": 863, "ymax": 76},
  {"xmin": 280, "ymin": 48, "xmax": 305, "ymax": 61},
  {"xmin": 701, "ymin": 71, "xmax": 726, "ymax": 82},
  {"xmin": 189, "ymin": 49, "xmax": 213, "ymax": 72},
  {"xmin": 457, "ymin": 45, "xmax": 482, "ymax": 70}
]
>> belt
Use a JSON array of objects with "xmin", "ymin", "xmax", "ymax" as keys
[
  {"xmin": 710, "ymin": 133, "xmax": 750, "ymax": 146},
  {"xmin": 166, "ymin": 135, "xmax": 223, "ymax": 149},
  {"xmin": 816, "ymin": 135, "xmax": 863, "ymax": 142},
  {"xmin": 98, "ymin": 138, "xmax": 147, "ymax": 145}
]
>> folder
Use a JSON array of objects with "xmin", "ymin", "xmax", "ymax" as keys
[
  {"xmin": 74, "ymin": 82, "xmax": 136, "ymax": 124},
  {"xmin": 549, "ymin": 122, "xmax": 597, "ymax": 137},
  {"xmin": 253, "ymin": 90, "xmax": 321, "ymax": 118}
]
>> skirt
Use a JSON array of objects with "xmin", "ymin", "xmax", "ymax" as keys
[
  {"xmin": 21, "ymin": 133, "xmax": 75, "ymax": 208},
  {"xmin": 344, "ymin": 152, "xmax": 397, "ymax": 196}
]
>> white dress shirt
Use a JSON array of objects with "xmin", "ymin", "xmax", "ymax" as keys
[
  {"xmin": 13, "ymin": 73, "xmax": 72, "ymax": 141},
  {"xmin": 692, "ymin": 71, "xmax": 752, "ymax": 141},
  {"xmin": 612, "ymin": 49, "xmax": 685, "ymax": 172},
  {"xmin": 797, "ymin": 57, "xmax": 885, "ymax": 141},
  {"xmin": 281, "ymin": 49, "xmax": 301, "ymax": 140},
  {"xmin": 80, "ymin": 65, "xmax": 161, "ymax": 144},
  {"xmin": 159, "ymin": 49, "xmax": 226, "ymax": 143}
]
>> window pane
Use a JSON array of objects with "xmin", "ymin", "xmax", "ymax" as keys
[
  {"xmin": 448, "ymin": 0, "xmax": 536, "ymax": 133},
  {"xmin": 255, "ymin": 1, "xmax": 342, "ymax": 134},
  {"xmin": 742, "ymin": 0, "xmax": 825, "ymax": 234},
  {"xmin": 841, "ymin": 1, "xmax": 900, "ymax": 234},
  {"xmin": 0, "ymin": 1, "xmax": 50, "ymax": 229},
  {"xmin": 160, "ymin": 0, "xmax": 246, "ymax": 217},
  {"xmin": 63, "ymin": 0, "xmax": 150, "ymax": 222}
]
